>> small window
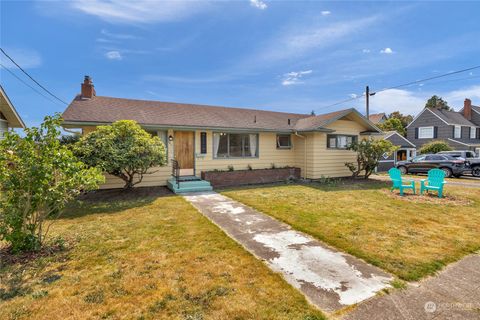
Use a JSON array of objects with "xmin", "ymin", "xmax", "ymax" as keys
[
  {"xmin": 200, "ymin": 132, "xmax": 207, "ymax": 154},
  {"xmin": 418, "ymin": 126, "xmax": 434, "ymax": 139},
  {"xmin": 327, "ymin": 134, "xmax": 357, "ymax": 149},
  {"xmin": 471, "ymin": 127, "xmax": 477, "ymax": 139},
  {"xmin": 454, "ymin": 125, "xmax": 461, "ymax": 139},
  {"xmin": 277, "ymin": 134, "xmax": 292, "ymax": 149},
  {"xmin": 466, "ymin": 151, "xmax": 475, "ymax": 158}
]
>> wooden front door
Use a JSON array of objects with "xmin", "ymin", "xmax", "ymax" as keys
[{"xmin": 174, "ymin": 131, "xmax": 194, "ymax": 172}]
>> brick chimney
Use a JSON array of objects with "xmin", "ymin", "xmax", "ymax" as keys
[
  {"xmin": 464, "ymin": 98, "xmax": 472, "ymax": 120},
  {"xmin": 81, "ymin": 75, "xmax": 96, "ymax": 99}
]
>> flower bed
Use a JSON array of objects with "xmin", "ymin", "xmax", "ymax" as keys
[{"xmin": 201, "ymin": 167, "xmax": 301, "ymax": 188}]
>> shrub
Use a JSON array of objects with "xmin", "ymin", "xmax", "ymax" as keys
[
  {"xmin": 345, "ymin": 138, "xmax": 398, "ymax": 179},
  {"xmin": 227, "ymin": 165, "xmax": 234, "ymax": 172},
  {"xmin": 0, "ymin": 114, "xmax": 103, "ymax": 252},
  {"xmin": 75, "ymin": 120, "xmax": 166, "ymax": 189},
  {"xmin": 419, "ymin": 140, "xmax": 452, "ymax": 154}
]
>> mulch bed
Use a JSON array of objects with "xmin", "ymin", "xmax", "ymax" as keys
[
  {"xmin": 0, "ymin": 241, "xmax": 71, "ymax": 268},
  {"xmin": 381, "ymin": 189, "xmax": 473, "ymax": 206}
]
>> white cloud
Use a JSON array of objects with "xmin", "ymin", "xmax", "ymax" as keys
[
  {"xmin": 321, "ymin": 11, "xmax": 331, "ymax": 16},
  {"xmin": 0, "ymin": 48, "xmax": 42, "ymax": 69},
  {"xmin": 101, "ymin": 29, "xmax": 138, "ymax": 40},
  {"xmin": 281, "ymin": 70, "xmax": 313, "ymax": 86},
  {"xmin": 71, "ymin": 0, "xmax": 208, "ymax": 24},
  {"xmin": 258, "ymin": 15, "xmax": 380, "ymax": 63},
  {"xmin": 362, "ymin": 49, "xmax": 370, "ymax": 53},
  {"xmin": 367, "ymin": 85, "xmax": 480, "ymax": 116},
  {"xmin": 250, "ymin": 0, "xmax": 267, "ymax": 10},
  {"xmin": 380, "ymin": 47, "xmax": 394, "ymax": 54},
  {"xmin": 349, "ymin": 93, "xmax": 358, "ymax": 98},
  {"xmin": 105, "ymin": 50, "xmax": 122, "ymax": 60}
]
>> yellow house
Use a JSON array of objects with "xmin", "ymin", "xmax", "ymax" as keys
[{"xmin": 62, "ymin": 77, "xmax": 382, "ymax": 191}]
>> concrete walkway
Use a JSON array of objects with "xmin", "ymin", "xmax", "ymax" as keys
[
  {"xmin": 184, "ymin": 191, "xmax": 392, "ymax": 313},
  {"xmin": 343, "ymin": 254, "xmax": 480, "ymax": 320}
]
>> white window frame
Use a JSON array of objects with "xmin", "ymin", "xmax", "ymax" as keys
[
  {"xmin": 470, "ymin": 127, "xmax": 477, "ymax": 139},
  {"xmin": 454, "ymin": 125, "xmax": 461, "ymax": 139},
  {"xmin": 418, "ymin": 126, "xmax": 434, "ymax": 139},
  {"xmin": 276, "ymin": 134, "xmax": 292, "ymax": 149}
]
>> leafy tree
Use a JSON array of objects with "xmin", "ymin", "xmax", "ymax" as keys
[
  {"xmin": 425, "ymin": 95, "xmax": 451, "ymax": 111},
  {"xmin": 75, "ymin": 120, "xmax": 167, "ymax": 189},
  {"xmin": 345, "ymin": 138, "xmax": 398, "ymax": 179},
  {"xmin": 378, "ymin": 118, "xmax": 406, "ymax": 136},
  {"xmin": 418, "ymin": 140, "xmax": 453, "ymax": 154},
  {"xmin": 387, "ymin": 111, "xmax": 413, "ymax": 128},
  {"xmin": 0, "ymin": 114, "xmax": 103, "ymax": 252}
]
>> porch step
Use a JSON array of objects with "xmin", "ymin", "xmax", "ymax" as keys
[{"xmin": 167, "ymin": 177, "xmax": 213, "ymax": 194}]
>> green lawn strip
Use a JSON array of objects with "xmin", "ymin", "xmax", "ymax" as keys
[
  {"xmin": 222, "ymin": 181, "xmax": 480, "ymax": 281},
  {"xmin": 1, "ymin": 194, "xmax": 325, "ymax": 320}
]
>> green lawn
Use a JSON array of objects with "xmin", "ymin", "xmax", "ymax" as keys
[
  {"xmin": 222, "ymin": 181, "xmax": 480, "ymax": 281},
  {"xmin": 0, "ymin": 190, "xmax": 324, "ymax": 320}
]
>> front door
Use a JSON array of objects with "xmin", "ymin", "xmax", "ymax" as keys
[{"xmin": 174, "ymin": 131, "xmax": 194, "ymax": 176}]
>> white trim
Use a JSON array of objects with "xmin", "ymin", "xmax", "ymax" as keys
[
  {"xmin": 406, "ymin": 108, "xmax": 449, "ymax": 128},
  {"xmin": 0, "ymin": 85, "xmax": 25, "ymax": 128},
  {"xmin": 378, "ymin": 160, "xmax": 395, "ymax": 162},
  {"xmin": 454, "ymin": 125, "xmax": 461, "ymax": 139},
  {"xmin": 418, "ymin": 126, "xmax": 434, "ymax": 139},
  {"xmin": 383, "ymin": 131, "xmax": 416, "ymax": 148},
  {"xmin": 0, "ymin": 119, "xmax": 7, "ymax": 123}
]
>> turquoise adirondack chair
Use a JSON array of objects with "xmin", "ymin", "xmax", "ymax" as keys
[
  {"xmin": 388, "ymin": 167, "xmax": 415, "ymax": 196},
  {"xmin": 420, "ymin": 169, "xmax": 446, "ymax": 198}
]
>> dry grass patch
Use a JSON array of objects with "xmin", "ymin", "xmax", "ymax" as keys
[
  {"xmin": 0, "ymin": 189, "xmax": 324, "ymax": 320},
  {"xmin": 222, "ymin": 181, "xmax": 480, "ymax": 281}
]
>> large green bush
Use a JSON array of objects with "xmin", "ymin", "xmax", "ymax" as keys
[
  {"xmin": 75, "ymin": 120, "xmax": 167, "ymax": 189},
  {"xmin": 0, "ymin": 114, "xmax": 103, "ymax": 252},
  {"xmin": 419, "ymin": 140, "xmax": 452, "ymax": 154}
]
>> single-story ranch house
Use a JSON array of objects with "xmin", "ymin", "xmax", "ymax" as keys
[
  {"xmin": 0, "ymin": 85, "xmax": 25, "ymax": 139},
  {"xmin": 62, "ymin": 77, "xmax": 383, "ymax": 190}
]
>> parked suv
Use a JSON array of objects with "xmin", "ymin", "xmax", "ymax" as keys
[
  {"xmin": 438, "ymin": 150, "xmax": 480, "ymax": 177},
  {"xmin": 396, "ymin": 154, "xmax": 467, "ymax": 178}
]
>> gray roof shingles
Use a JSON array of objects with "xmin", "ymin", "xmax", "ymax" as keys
[{"xmin": 428, "ymin": 108, "xmax": 477, "ymax": 126}]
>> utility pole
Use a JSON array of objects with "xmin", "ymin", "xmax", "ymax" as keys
[
  {"xmin": 365, "ymin": 85, "xmax": 370, "ymax": 119},
  {"xmin": 365, "ymin": 85, "xmax": 376, "ymax": 119}
]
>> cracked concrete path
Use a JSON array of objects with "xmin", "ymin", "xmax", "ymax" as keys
[
  {"xmin": 183, "ymin": 191, "xmax": 392, "ymax": 313},
  {"xmin": 342, "ymin": 254, "xmax": 480, "ymax": 320}
]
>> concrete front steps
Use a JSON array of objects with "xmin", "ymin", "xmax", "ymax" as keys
[{"xmin": 167, "ymin": 177, "xmax": 213, "ymax": 194}]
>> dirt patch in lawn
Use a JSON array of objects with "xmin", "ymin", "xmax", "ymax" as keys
[
  {"xmin": 381, "ymin": 189, "xmax": 473, "ymax": 206},
  {"xmin": 78, "ymin": 186, "xmax": 174, "ymax": 203}
]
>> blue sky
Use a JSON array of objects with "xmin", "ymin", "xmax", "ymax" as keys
[{"xmin": 1, "ymin": 0, "xmax": 480, "ymax": 127}]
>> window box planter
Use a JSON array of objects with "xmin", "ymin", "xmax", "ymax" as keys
[{"xmin": 201, "ymin": 167, "xmax": 301, "ymax": 188}]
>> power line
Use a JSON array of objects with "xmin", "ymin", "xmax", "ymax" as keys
[
  {"xmin": 0, "ymin": 63, "xmax": 63, "ymax": 106},
  {"xmin": 319, "ymin": 65, "xmax": 480, "ymax": 110},
  {"xmin": 0, "ymin": 47, "xmax": 68, "ymax": 105}
]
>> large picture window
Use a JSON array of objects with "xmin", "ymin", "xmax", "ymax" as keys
[
  {"xmin": 213, "ymin": 133, "xmax": 258, "ymax": 158},
  {"xmin": 327, "ymin": 134, "xmax": 357, "ymax": 149}
]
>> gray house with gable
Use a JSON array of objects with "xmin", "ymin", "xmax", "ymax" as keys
[{"xmin": 406, "ymin": 99, "xmax": 480, "ymax": 155}]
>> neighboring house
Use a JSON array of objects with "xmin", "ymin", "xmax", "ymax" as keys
[
  {"xmin": 406, "ymin": 99, "xmax": 480, "ymax": 154},
  {"xmin": 377, "ymin": 131, "xmax": 416, "ymax": 172},
  {"xmin": 0, "ymin": 85, "xmax": 26, "ymax": 139},
  {"xmin": 62, "ymin": 77, "xmax": 382, "ymax": 189},
  {"xmin": 369, "ymin": 113, "xmax": 387, "ymax": 124}
]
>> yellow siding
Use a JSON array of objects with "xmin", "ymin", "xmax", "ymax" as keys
[
  {"xmin": 195, "ymin": 131, "xmax": 296, "ymax": 173},
  {"xmin": 309, "ymin": 119, "xmax": 370, "ymax": 179},
  {"xmin": 79, "ymin": 117, "xmax": 372, "ymax": 188}
]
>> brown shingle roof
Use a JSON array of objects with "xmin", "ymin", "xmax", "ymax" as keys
[
  {"xmin": 368, "ymin": 113, "xmax": 386, "ymax": 124},
  {"xmin": 63, "ymin": 95, "xmax": 310, "ymax": 131},
  {"xmin": 62, "ymin": 95, "xmax": 380, "ymax": 133}
]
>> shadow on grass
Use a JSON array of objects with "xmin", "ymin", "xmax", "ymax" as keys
[
  {"xmin": 60, "ymin": 186, "xmax": 176, "ymax": 219},
  {"xmin": 218, "ymin": 178, "xmax": 389, "ymax": 193}
]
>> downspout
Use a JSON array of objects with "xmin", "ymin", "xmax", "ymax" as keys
[{"xmin": 294, "ymin": 131, "xmax": 307, "ymax": 179}]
